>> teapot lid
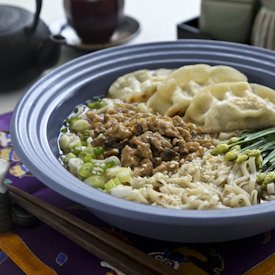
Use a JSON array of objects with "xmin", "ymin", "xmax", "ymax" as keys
[{"xmin": 0, "ymin": 5, "xmax": 33, "ymax": 36}]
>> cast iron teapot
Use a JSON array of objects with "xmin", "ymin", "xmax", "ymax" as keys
[{"xmin": 0, "ymin": 0, "xmax": 64, "ymax": 91}]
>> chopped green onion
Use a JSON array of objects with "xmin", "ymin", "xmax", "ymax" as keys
[
  {"xmin": 78, "ymin": 162, "xmax": 93, "ymax": 178},
  {"xmin": 68, "ymin": 158, "xmax": 84, "ymax": 176},
  {"xmin": 70, "ymin": 146, "xmax": 82, "ymax": 155},
  {"xmin": 93, "ymin": 146, "xmax": 104, "ymax": 156},
  {"xmin": 71, "ymin": 119, "xmax": 90, "ymax": 131},
  {"xmin": 83, "ymin": 155, "xmax": 93, "ymax": 163},
  {"xmin": 110, "ymin": 185, "xmax": 132, "ymax": 198},
  {"xmin": 61, "ymin": 127, "xmax": 68, "ymax": 133},
  {"xmin": 105, "ymin": 160, "xmax": 115, "ymax": 169},
  {"xmin": 93, "ymin": 162, "xmax": 107, "ymax": 171},
  {"xmin": 83, "ymin": 147, "xmax": 94, "ymax": 154},
  {"xmin": 59, "ymin": 134, "xmax": 82, "ymax": 153},
  {"xmin": 66, "ymin": 116, "xmax": 79, "ymax": 126},
  {"xmin": 79, "ymin": 151, "xmax": 95, "ymax": 162},
  {"xmin": 81, "ymin": 135, "xmax": 90, "ymax": 141},
  {"xmin": 79, "ymin": 151, "xmax": 87, "ymax": 159},
  {"xmin": 104, "ymin": 177, "xmax": 121, "ymax": 191},
  {"xmin": 82, "ymin": 129, "xmax": 91, "ymax": 136},
  {"xmin": 87, "ymin": 98, "xmax": 106, "ymax": 109},
  {"xmin": 116, "ymin": 167, "xmax": 131, "ymax": 183},
  {"xmin": 63, "ymin": 152, "xmax": 76, "ymax": 163},
  {"xmin": 84, "ymin": 175, "xmax": 105, "ymax": 188},
  {"xmin": 91, "ymin": 169, "xmax": 104, "ymax": 176}
]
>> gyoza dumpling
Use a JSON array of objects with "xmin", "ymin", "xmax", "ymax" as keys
[
  {"xmin": 147, "ymin": 64, "xmax": 247, "ymax": 116},
  {"xmin": 251, "ymin": 83, "xmax": 275, "ymax": 105},
  {"xmin": 108, "ymin": 69, "xmax": 174, "ymax": 103},
  {"xmin": 184, "ymin": 82, "xmax": 275, "ymax": 133}
]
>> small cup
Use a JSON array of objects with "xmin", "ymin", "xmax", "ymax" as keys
[{"xmin": 63, "ymin": 0, "xmax": 124, "ymax": 44}]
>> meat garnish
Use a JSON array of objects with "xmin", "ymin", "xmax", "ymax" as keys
[
  {"xmin": 121, "ymin": 145, "xmax": 140, "ymax": 167},
  {"xmin": 103, "ymin": 148, "xmax": 119, "ymax": 158},
  {"xmin": 87, "ymin": 101, "xmax": 212, "ymax": 176}
]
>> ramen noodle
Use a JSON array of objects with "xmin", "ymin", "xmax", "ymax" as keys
[{"xmin": 59, "ymin": 64, "xmax": 275, "ymax": 209}]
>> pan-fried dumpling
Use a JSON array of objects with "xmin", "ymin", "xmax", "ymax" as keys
[
  {"xmin": 147, "ymin": 64, "xmax": 248, "ymax": 116},
  {"xmin": 108, "ymin": 69, "xmax": 173, "ymax": 103},
  {"xmin": 184, "ymin": 82, "xmax": 275, "ymax": 133},
  {"xmin": 251, "ymin": 83, "xmax": 275, "ymax": 105}
]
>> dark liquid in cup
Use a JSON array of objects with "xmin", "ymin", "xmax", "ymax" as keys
[{"xmin": 63, "ymin": 0, "xmax": 124, "ymax": 44}]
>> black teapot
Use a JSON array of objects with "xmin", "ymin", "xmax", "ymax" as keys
[{"xmin": 0, "ymin": 0, "xmax": 64, "ymax": 91}]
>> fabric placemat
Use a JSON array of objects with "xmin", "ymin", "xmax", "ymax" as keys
[{"xmin": 0, "ymin": 112, "xmax": 275, "ymax": 275}]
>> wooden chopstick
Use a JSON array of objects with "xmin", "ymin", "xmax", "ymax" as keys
[{"xmin": 6, "ymin": 184, "xmax": 182, "ymax": 275}]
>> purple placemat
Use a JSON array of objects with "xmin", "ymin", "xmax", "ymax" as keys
[{"xmin": 0, "ymin": 112, "xmax": 274, "ymax": 275}]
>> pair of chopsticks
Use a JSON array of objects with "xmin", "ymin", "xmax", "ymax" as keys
[{"xmin": 6, "ymin": 184, "xmax": 182, "ymax": 275}]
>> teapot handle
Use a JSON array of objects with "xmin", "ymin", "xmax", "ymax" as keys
[{"xmin": 28, "ymin": 0, "xmax": 42, "ymax": 33}]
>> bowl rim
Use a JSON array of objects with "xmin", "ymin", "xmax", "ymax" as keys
[{"xmin": 10, "ymin": 39, "xmax": 275, "ymax": 225}]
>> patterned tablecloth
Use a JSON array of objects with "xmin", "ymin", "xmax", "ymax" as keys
[{"xmin": 0, "ymin": 111, "xmax": 275, "ymax": 275}]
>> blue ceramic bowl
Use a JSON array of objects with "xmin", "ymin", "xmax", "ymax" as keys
[{"xmin": 11, "ymin": 40, "xmax": 275, "ymax": 242}]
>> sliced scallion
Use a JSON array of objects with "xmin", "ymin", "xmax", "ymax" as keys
[
  {"xmin": 87, "ymin": 98, "xmax": 106, "ymax": 109},
  {"xmin": 93, "ymin": 146, "xmax": 104, "ymax": 156},
  {"xmin": 63, "ymin": 152, "xmax": 76, "ymax": 163},
  {"xmin": 71, "ymin": 119, "xmax": 90, "ymax": 131},
  {"xmin": 116, "ymin": 167, "xmax": 131, "ymax": 183},
  {"xmin": 78, "ymin": 162, "xmax": 93, "ymax": 178},
  {"xmin": 104, "ymin": 177, "xmax": 121, "ymax": 191},
  {"xmin": 84, "ymin": 175, "xmax": 105, "ymax": 188}
]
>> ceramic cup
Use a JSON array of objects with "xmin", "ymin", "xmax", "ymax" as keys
[{"xmin": 63, "ymin": 0, "xmax": 124, "ymax": 44}]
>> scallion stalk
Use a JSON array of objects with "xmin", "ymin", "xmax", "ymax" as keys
[
  {"xmin": 104, "ymin": 177, "xmax": 121, "ymax": 191},
  {"xmin": 84, "ymin": 175, "xmax": 105, "ymax": 188}
]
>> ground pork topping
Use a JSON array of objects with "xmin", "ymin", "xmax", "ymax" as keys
[{"xmin": 86, "ymin": 100, "xmax": 213, "ymax": 176}]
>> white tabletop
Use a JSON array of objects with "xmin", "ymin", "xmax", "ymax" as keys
[{"xmin": 0, "ymin": 0, "xmax": 201, "ymax": 114}]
